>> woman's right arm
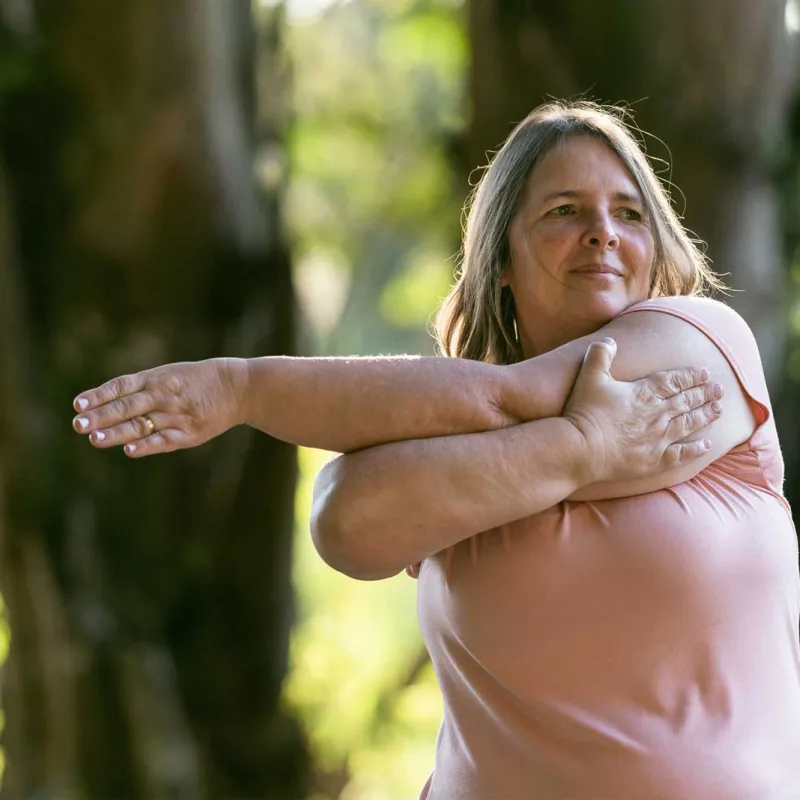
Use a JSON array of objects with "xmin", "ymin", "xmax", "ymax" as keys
[
  {"xmin": 311, "ymin": 417, "xmax": 594, "ymax": 580},
  {"xmin": 311, "ymin": 340, "xmax": 722, "ymax": 580}
]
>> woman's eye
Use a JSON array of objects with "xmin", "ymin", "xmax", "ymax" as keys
[
  {"xmin": 550, "ymin": 205, "xmax": 574, "ymax": 216},
  {"xmin": 620, "ymin": 208, "xmax": 642, "ymax": 221}
]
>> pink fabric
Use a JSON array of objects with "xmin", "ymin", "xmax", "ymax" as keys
[{"xmin": 413, "ymin": 297, "xmax": 800, "ymax": 799}]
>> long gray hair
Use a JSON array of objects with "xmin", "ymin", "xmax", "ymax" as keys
[{"xmin": 435, "ymin": 100, "xmax": 724, "ymax": 364}]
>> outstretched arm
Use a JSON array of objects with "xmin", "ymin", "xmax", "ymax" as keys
[
  {"xmin": 72, "ymin": 355, "xmax": 511, "ymax": 456},
  {"xmin": 71, "ymin": 325, "xmax": 715, "ymax": 458},
  {"xmin": 241, "ymin": 355, "xmax": 512, "ymax": 452}
]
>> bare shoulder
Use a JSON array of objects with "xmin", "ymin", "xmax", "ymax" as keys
[
  {"xmin": 612, "ymin": 295, "xmax": 759, "ymax": 353},
  {"xmin": 601, "ymin": 295, "xmax": 758, "ymax": 383}
]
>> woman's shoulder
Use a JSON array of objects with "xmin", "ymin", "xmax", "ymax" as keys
[
  {"xmin": 619, "ymin": 294, "xmax": 757, "ymax": 347},
  {"xmin": 622, "ymin": 293, "xmax": 740, "ymax": 318},
  {"xmin": 620, "ymin": 295, "xmax": 782, "ymax": 486},
  {"xmin": 618, "ymin": 294, "xmax": 768, "ymax": 399}
]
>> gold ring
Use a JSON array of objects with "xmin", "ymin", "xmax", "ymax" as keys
[{"xmin": 142, "ymin": 415, "xmax": 156, "ymax": 435}]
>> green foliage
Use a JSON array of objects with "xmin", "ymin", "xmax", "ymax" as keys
[
  {"xmin": 283, "ymin": 0, "xmax": 466, "ymax": 357},
  {"xmin": 0, "ymin": 593, "xmax": 8, "ymax": 783},
  {"xmin": 287, "ymin": 448, "xmax": 442, "ymax": 799},
  {"xmin": 277, "ymin": 0, "xmax": 467, "ymax": 794},
  {"xmin": 380, "ymin": 244, "xmax": 455, "ymax": 328},
  {"xmin": 0, "ymin": 24, "xmax": 37, "ymax": 104}
]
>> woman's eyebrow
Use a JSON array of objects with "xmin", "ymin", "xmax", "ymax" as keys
[
  {"xmin": 613, "ymin": 191, "xmax": 644, "ymax": 204},
  {"xmin": 539, "ymin": 189, "xmax": 644, "ymax": 204}
]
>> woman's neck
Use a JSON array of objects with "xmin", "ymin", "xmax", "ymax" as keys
[{"xmin": 519, "ymin": 316, "xmax": 606, "ymax": 359}]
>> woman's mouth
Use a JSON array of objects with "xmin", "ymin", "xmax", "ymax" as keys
[{"xmin": 572, "ymin": 263, "xmax": 623, "ymax": 280}]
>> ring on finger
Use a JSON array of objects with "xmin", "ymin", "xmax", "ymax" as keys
[{"xmin": 142, "ymin": 415, "xmax": 157, "ymax": 435}]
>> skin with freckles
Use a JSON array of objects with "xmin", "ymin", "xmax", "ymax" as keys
[{"xmin": 505, "ymin": 136, "xmax": 654, "ymax": 357}]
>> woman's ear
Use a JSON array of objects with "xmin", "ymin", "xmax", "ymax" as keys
[{"xmin": 500, "ymin": 266, "xmax": 511, "ymax": 287}]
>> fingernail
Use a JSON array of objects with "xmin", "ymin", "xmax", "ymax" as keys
[
  {"xmin": 704, "ymin": 439, "xmax": 711, "ymax": 449},
  {"xmin": 125, "ymin": 444, "xmax": 136, "ymax": 455},
  {"xmin": 603, "ymin": 337, "xmax": 615, "ymax": 345},
  {"xmin": 76, "ymin": 417, "xmax": 89, "ymax": 430},
  {"xmin": 711, "ymin": 401, "xmax": 721, "ymax": 413},
  {"xmin": 93, "ymin": 431, "xmax": 106, "ymax": 443},
  {"xmin": 713, "ymin": 383, "xmax": 723, "ymax": 399},
  {"xmin": 75, "ymin": 397, "xmax": 88, "ymax": 411},
  {"xmin": 699, "ymin": 368, "xmax": 709, "ymax": 381}
]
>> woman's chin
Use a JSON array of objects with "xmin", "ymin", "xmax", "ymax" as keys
[{"xmin": 575, "ymin": 290, "xmax": 634, "ymax": 325}]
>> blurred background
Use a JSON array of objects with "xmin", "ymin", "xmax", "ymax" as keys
[{"xmin": 0, "ymin": 0, "xmax": 799, "ymax": 798}]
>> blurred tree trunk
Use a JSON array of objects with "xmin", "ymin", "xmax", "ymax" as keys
[
  {"xmin": 0, "ymin": 1, "xmax": 309, "ymax": 798},
  {"xmin": 468, "ymin": 0, "xmax": 798, "ymax": 388}
]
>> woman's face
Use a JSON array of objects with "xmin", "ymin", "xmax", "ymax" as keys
[{"xmin": 504, "ymin": 136, "xmax": 655, "ymax": 356}]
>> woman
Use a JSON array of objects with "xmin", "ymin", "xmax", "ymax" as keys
[{"xmin": 73, "ymin": 102, "xmax": 800, "ymax": 798}]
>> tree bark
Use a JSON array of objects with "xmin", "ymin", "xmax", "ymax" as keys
[{"xmin": 0, "ymin": 1, "xmax": 308, "ymax": 797}]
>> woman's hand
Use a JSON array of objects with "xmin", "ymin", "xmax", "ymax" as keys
[
  {"xmin": 563, "ymin": 337, "xmax": 724, "ymax": 484},
  {"xmin": 71, "ymin": 358, "xmax": 249, "ymax": 457}
]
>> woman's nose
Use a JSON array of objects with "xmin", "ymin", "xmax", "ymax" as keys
[{"xmin": 581, "ymin": 213, "xmax": 619, "ymax": 249}]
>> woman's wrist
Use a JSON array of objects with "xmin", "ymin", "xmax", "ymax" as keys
[
  {"xmin": 221, "ymin": 356, "xmax": 252, "ymax": 427},
  {"xmin": 551, "ymin": 416, "xmax": 597, "ymax": 490}
]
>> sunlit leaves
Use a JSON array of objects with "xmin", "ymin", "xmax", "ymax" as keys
[
  {"xmin": 285, "ymin": 0, "xmax": 465, "ymax": 351},
  {"xmin": 0, "ymin": 595, "xmax": 7, "ymax": 783},
  {"xmin": 377, "ymin": 11, "xmax": 467, "ymax": 124},
  {"xmin": 380, "ymin": 245, "xmax": 454, "ymax": 327},
  {"xmin": 286, "ymin": 448, "xmax": 438, "ymax": 797},
  {"xmin": 295, "ymin": 248, "xmax": 352, "ymax": 335}
]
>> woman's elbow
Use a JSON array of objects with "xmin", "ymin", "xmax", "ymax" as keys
[{"xmin": 310, "ymin": 458, "xmax": 401, "ymax": 581}]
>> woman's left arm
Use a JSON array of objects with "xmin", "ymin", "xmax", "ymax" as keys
[
  {"xmin": 72, "ymin": 354, "xmax": 516, "ymax": 456},
  {"xmin": 71, "ymin": 328, "xmax": 709, "ymax": 457},
  {"xmin": 71, "ymin": 305, "xmax": 744, "ymax": 477}
]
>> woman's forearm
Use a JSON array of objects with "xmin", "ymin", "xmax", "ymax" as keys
[
  {"xmin": 310, "ymin": 416, "xmax": 592, "ymax": 580},
  {"xmin": 241, "ymin": 355, "xmax": 516, "ymax": 453}
]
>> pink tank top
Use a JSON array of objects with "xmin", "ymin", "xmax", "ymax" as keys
[{"xmin": 411, "ymin": 296, "xmax": 800, "ymax": 799}]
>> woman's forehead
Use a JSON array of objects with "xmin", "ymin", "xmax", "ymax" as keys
[{"xmin": 525, "ymin": 136, "xmax": 642, "ymax": 200}]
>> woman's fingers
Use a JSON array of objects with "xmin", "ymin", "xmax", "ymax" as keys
[
  {"xmin": 73, "ymin": 373, "xmax": 146, "ymax": 413},
  {"xmin": 664, "ymin": 383, "xmax": 724, "ymax": 416},
  {"xmin": 123, "ymin": 428, "xmax": 191, "ymax": 458},
  {"xmin": 86, "ymin": 415, "xmax": 194, "ymax": 457},
  {"xmin": 665, "ymin": 400, "xmax": 723, "ymax": 441},
  {"xmin": 73, "ymin": 390, "xmax": 156, "ymax": 434},
  {"xmin": 645, "ymin": 366, "xmax": 711, "ymax": 400},
  {"xmin": 72, "ymin": 361, "xmax": 231, "ymax": 458},
  {"xmin": 85, "ymin": 412, "xmax": 173, "ymax": 448},
  {"xmin": 662, "ymin": 438, "xmax": 713, "ymax": 468},
  {"xmin": 580, "ymin": 338, "xmax": 617, "ymax": 375}
]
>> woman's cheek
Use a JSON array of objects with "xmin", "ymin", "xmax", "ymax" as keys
[
  {"xmin": 534, "ymin": 225, "xmax": 563, "ymax": 248},
  {"xmin": 630, "ymin": 237, "xmax": 654, "ymax": 274}
]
